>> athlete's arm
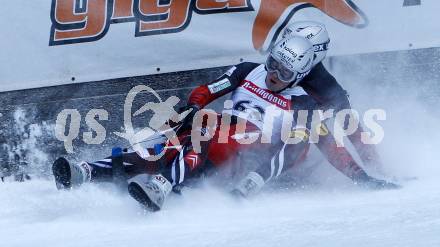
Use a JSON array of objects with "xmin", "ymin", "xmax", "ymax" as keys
[
  {"xmin": 346, "ymin": 125, "xmax": 384, "ymax": 172},
  {"xmin": 293, "ymin": 95, "xmax": 367, "ymax": 180},
  {"xmin": 315, "ymin": 129, "xmax": 367, "ymax": 180},
  {"xmin": 302, "ymin": 63, "xmax": 384, "ymax": 172},
  {"xmin": 187, "ymin": 62, "xmax": 260, "ymax": 108}
]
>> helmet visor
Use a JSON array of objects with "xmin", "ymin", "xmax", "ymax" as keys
[{"xmin": 265, "ymin": 55, "xmax": 297, "ymax": 83}]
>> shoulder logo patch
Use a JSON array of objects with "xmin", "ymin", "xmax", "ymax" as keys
[{"xmin": 208, "ymin": 78, "xmax": 231, "ymax": 93}]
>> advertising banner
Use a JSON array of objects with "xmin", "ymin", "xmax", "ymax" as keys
[{"xmin": 0, "ymin": 0, "xmax": 437, "ymax": 92}]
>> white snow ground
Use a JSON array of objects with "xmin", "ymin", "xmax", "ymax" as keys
[{"xmin": 1, "ymin": 176, "xmax": 439, "ymax": 247}]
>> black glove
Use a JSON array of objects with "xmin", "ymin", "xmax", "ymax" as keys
[
  {"xmin": 178, "ymin": 105, "xmax": 200, "ymax": 130},
  {"xmin": 355, "ymin": 174, "xmax": 401, "ymax": 190}
]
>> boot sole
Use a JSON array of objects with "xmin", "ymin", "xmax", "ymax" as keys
[
  {"xmin": 52, "ymin": 158, "xmax": 71, "ymax": 190},
  {"xmin": 128, "ymin": 182, "xmax": 160, "ymax": 212}
]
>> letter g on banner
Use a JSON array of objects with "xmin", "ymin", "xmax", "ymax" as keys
[
  {"xmin": 49, "ymin": 0, "xmax": 255, "ymax": 45},
  {"xmin": 133, "ymin": 0, "xmax": 192, "ymax": 37},
  {"xmin": 195, "ymin": 0, "xmax": 254, "ymax": 14},
  {"xmin": 49, "ymin": 0, "xmax": 113, "ymax": 45}
]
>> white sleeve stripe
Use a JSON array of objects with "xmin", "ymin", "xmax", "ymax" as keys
[
  {"xmin": 276, "ymin": 144, "xmax": 286, "ymax": 177},
  {"xmin": 178, "ymin": 149, "xmax": 185, "ymax": 184},
  {"xmin": 171, "ymin": 156, "xmax": 177, "ymax": 186},
  {"xmin": 269, "ymin": 155, "xmax": 276, "ymax": 181},
  {"xmin": 90, "ymin": 162, "xmax": 111, "ymax": 168}
]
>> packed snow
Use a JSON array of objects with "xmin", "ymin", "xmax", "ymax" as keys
[{"xmin": 1, "ymin": 176, "xmax": 439, "ymax": 247}]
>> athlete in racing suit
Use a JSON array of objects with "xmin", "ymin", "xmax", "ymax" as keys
[
  {"xmin": 52, "ymin": 35, "xmax": 395, "ymax": 212},
  {"xmin": 182, "ymin": 64, "xmax": 394, "ymax": 198},
  {"xmin": 130, "ymin": 35, "xmax": 396, "ymax": 208}
]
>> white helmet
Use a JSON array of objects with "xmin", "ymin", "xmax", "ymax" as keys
[
  {"xmin": 282, "ymin": 21, "xmax": 330, "ymax": 66},
  {"xmin": 266, "ymin": 36, "xmax": 315, "ymax": 86}
]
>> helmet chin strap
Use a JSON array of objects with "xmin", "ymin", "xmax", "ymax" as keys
[
  {"xmin": 275, "ymin": 78, "xmax": 299, "ymax": 93},
  {"xmin": 287, "ymin": 79, "xmax": 300, "ymax": 88}
]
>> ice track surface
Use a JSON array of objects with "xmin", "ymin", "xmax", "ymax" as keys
[{"xmin": 1, "ymin": 178, "xmax": 439, "ymax": 247}]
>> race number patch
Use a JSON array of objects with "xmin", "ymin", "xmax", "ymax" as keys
[{"xmin": 208, "ymin": 78, "xmax": 231, "ymax": 93}]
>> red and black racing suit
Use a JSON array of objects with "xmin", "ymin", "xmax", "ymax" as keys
[
  {"xmin": 85, "ymin": 62, "xmax": 376, "ymax": 187},
  {"xmin": 180, "ymin": 62, "xmax": 372, "ymax": 183}
]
